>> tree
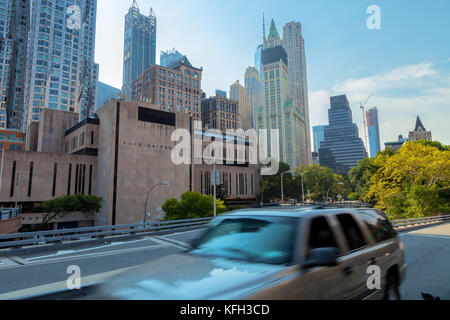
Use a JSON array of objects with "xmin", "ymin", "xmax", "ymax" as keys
[
  {"xmin": 41, "ymin": 194, "xmax": 103, "ymax": 228},
  {"xmin": 365, "ymin": 141, "xmax": 450, "ymax": 218},
  {"xmin": 416, "ymin": 139, "xmax": 450, "ymax": 151},
  {"xmin": 162, "ymin": 191, "xmax": 226, "ymax": 220},
  {"xmin": 261, "ymin": 162, "xmax": 293, "ymax": 202}
]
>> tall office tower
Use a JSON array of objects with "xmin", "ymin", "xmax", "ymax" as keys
[
  {"xmin": 256, "ymin": 19, "xmax": 304, "ymax": 169},
  {"xmin": 122, "ymin": 1, "xmax": 156, "ymax": 100},
  {"xmin": 160, "ymin": 48, "xmax": 184, "ymax": 67},
  {"xmin": 366, "ymin": 107, "xmax": 381, "ymax": 157},
  {"xmin": 23, "ymin": 0, "xmax": 98, "ymax": 129},
  {"xmin": 319, "ymin": 95, "xmax": 367, "ymax": 174},
  {"xmin": 230, "ymin": 80, "xmax": 250, "ymax": 130},
  {"xmin": 408, "ymin": 116, "xmax": 432, "ymax": 142},
  {"xmin": 244, "ymin": 66, "xmax": 261, "ymax": 129},
  {"xmin": 0, "ymin": 0, "xmax": 31, "ymax": 130},
  {"xmin": 313, "ymin": 125, "xmax": 326, "ymax": 152},
  {"xmin": 283, "ymin": 22, "xmax": 312, "ymax": 165}
]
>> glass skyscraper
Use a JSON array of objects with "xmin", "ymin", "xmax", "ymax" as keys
[
  {"xmin": 122, "ymin": 1, "xmax": 156, "ymax": 100},
  {"xmin": 244, "ymin": 66, "xmax": 261, "ymax": 129},
  {"xmin": 366, "ymin": 107, "xmax": 381, "ymax": 157},
  {"xmin": 160, "ymin": 48, "xmax": 184, "ymax": 67},
  {"xmin": 319, "ymin": 95, "xmax": 367, "ymax": 174},
  {"xmin": 313, "ymin": 125, "xmax": 326, "ymax": 152},
  {"xmin": 0, "ymin": 0, "xmax": 31, "ymax": 130},
  {"xmin": 23, "ymin": 0, "xmax": 98, "ymax": 129}
]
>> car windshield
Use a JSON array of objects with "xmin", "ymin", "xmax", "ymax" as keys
[{"xmin": 189, "ymin": 215, "xmax": 299, "ymax": 265}]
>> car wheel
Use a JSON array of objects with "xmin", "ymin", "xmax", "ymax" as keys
[{"xmin": 383, "ymin": 273, "xmax": 401, "ymax": 300}]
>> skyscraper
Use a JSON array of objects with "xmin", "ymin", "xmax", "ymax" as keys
[
  {"xmin": 23, "ymin": 0, "xmax": 98, "ymax": 129},
  {"xmin": 366, "ymin": 107, "xmax": 381, "ymax": 157},
  {"xmin": 230, "ymin": 80, "xmax": 250, "ymax": 130},
  {"xmin": 313, "ymin": 125, "xmax": 326, "ymax": 152},
  {"xmin": 122, "ymin": 1, "xmax": 156, "ymax": 100},
  {"xmin": 244, "ymin": 66, "xmax": 261, "ymax": 129},
  {"xmin": 319, "ymin": 95, "xmax": 367, "ymax": 174},
  {"xmin": 97, "ymin": 82, "xmax": 121, "ymax": 108},
  {"xmin": 408, "ymin": 116, "xmax": 432, "ymax": 142},
  {"xmin": 0, "ymin": 0, "xmax": 31, "ymax": 130},
  {"xmin": 160, "ymin": 48, "xmax": 184, "ymax": 67},
  {"xmin": 283, "ymin": 22, "xmax": 312, "ymax": 165},
  {"xmin": 256, "ymin": 19, "xmax": 305, "ymax": 169}
]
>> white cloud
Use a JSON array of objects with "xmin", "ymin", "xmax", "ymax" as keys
[{"xmin": 308, "ymin": 62, "xmax": 450, "ymax": 148}]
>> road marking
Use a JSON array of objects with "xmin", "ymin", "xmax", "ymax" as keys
[
  {"xmin": 26, "ymin": 238, "xmax": 151, "ymax": 262},
  {"xmin": 8, "ymin": 256, "xmax": 30, "ymax": 265},
  {"xmin": 403, "ymin": 233, "xmax": 450, "ymax": 240},
  {"xmin": 0, "ymin": 266, "xmax": 135, "ymax": 300},
  {"xmin": 150, "ymin": 236, "xmax": 189, "ymax": 249}
]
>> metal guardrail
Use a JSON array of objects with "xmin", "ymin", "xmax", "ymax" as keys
[
  {"xmin": 0, "ymin": 208, "xmax": 21, "ymax": 221},
  {"xmin": 0, "ymin": 213, "xmax": 449, "ymax": 250},
  {"xmin": 0, "ymin": 217, "xmax": 213, "ymax": 249}
]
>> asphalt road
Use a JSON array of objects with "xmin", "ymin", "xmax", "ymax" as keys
[{"xmin": 0, "ymin": 224, "xmax": 449, "ymax": 300}]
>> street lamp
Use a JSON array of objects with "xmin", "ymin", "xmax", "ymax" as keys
[
  {"xmin": 280, "ymin": 170, "xmax": 294, "ymax": 203},
  {"xmin": 326, "ymin": 182, "xmax": 344, "ymax": 203},
  {"xmin": 144, "ymin": 182, "xmax": 169, "ymax": 224}
]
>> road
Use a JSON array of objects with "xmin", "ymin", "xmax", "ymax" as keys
[{"xmin": 0, "ymin": 224, "xmax": 449, "ymax": 300}]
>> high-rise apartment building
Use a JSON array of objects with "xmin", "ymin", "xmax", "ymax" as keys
[
  {"xmin": 408, "ymin": 116, "xmax": 432, "ymax": 142},
  {"xmin": 122, "ymin": 1, "xmax": 156, "ymax": 99},
  {"xmin": 0, "ymin": 0, "xmax": 31, "ymax": 130},
  {"xmin": 131, "ymin": 56, "xmax": 203, "ymax": 120},
  {"xmin": 366, "ymin": 107, "xmax": 381, "ymax": 157},
  {"xmin": 313, "ymin": 125, "xmax": 326, "ymax": 152},
  {"xmin": 256, "ymin": 19, "xmax": 305, "ymax": 169},
  {"xmin": 160, "ymin": 48, "xmax": 184, "ymax": 67},
  {"xmin": 244, "ymin": 66, "xmax": 261, "ymax": 129},
  {"xmin": 283, "ymin": 22, "xmax": 312, "ymax": 165},
  {"xmin": 230, "ymin": 80, "xmax": 250, "ymax": 130},
  {"xmin": 319, "ymin": 95, "xmax": 367, "ymax": 174},
  {"xmin": 23, "ymin": 0, "xmax": 98, "ymax": 130},
  {"xmin": 201, "ymin": 94, "xmax": 239, "ymax": 131}
]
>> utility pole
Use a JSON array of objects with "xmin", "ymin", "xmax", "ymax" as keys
[{"xmin": 213, "ymin": 156, "xmax": 216, "ymax": 217}]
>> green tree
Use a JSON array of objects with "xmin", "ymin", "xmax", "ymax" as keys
[
  {"xmin": 41, "ymin": 194, "xmax": 103, "ymax": 228},
  {"xmin": 162, "ymin": 191, "xmax": 226, "ymax": 220}
]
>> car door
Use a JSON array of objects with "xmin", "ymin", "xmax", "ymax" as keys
[
  {"xmin": 300, "ymin": 215, "xmax": 350, "ymax": 300},
  {"xmin": 331, "ymin": 212, "xmax": 375, "ymax": 299}
]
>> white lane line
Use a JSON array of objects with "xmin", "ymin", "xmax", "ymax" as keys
[
  {"xmin": 8, "ymin": 256, "xmax": 31, "ymax": 265},
  {"xmin": 26, "ymin": 238, "xmax": 150, "ymax": 262},
  {"xmin": 0, "ymin": 266, "xmax": 135, "ymax": 300}
]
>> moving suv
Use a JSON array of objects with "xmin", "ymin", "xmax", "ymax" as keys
[{"xmin": 89, "ymin": 206, "xmax": 407, "ymax": 300}]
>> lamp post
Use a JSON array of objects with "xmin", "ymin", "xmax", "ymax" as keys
[
  {"xmin": 326, "ymin": 182, "xmax": 344, "ymax": 203},
  {"xmin": 299, "ymin": 172, "xmax": 306, "ymax": 203},
  {"xmin": 144, "ymin": 182, "xmax": 168, "ymax": 224},
  {"xmin": 280, "ymin": 170, "xmax": 294, "ymax": 203}
]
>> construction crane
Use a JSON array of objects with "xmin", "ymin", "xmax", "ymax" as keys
[{"xmin": 360, "ymin": 93, "xmax": 373, "ymax": 154}]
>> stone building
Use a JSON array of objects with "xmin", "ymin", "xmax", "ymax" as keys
[{"xmin": 408, "ymin": 116, "xmax": 432, "ymax": 142}]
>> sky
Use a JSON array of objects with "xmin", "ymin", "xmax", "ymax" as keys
[{"xmin": 95, "ymin": 0, "xmax": 450, "ymax": 147}]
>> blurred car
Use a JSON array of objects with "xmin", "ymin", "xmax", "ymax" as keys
[{"xmin": 88, "ymin": 206, "xmax": 406, "ymax": 300}]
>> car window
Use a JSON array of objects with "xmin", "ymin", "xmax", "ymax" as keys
[
  {"xmin": 336, "ymin": 214, "xmax": 368, "ymax": 252},
  {"xmin": 361, "ymin": 210, "xmax": 396, "ymax": 243},
  {"xmin": 190, "ymin": 216, "xmax": 298, "ymax": 265},
  {"xmin": 308, "ymin": 216, "xmax": 339, "ymax": 256}
]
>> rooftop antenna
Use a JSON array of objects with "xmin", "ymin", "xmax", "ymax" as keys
[{"xmin": 262, "ymin": 10, "xmax": 266, "ymax": 41}]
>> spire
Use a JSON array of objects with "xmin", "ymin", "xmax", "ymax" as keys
[
  {"xmin": 268, "ymin": 19, "xmax": 279, "ymax": 40},
  {"xmin": 415, "ymin": 116, "xmax": 426, "ymax": 131},
  {"xmin": 262, "ymin": 10, "xmax": 266, "ymax": 42},
  {"xmin": 130, "ymin": 0, "xmax": 139, "ymax": 11},
  {"xmin": 149, "ymin": 7, "xmax": 155, "ymax": 17}
]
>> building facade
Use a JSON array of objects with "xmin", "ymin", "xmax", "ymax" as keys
[
  {"xmin": 385, "ymin": 135, "xmax": 407, "ymax": 152},
  {"xmin": 131, "ymin": 57, "xmax": 202, "ymax": 120},
  {"xmin": 366, "ymin": 107, "xmax": 381, "ymax": 157},
  {"xmin": 230, "ymin": 80, "xmax": 250, "ymax": 130},
  {"xmin": 0, "ymin": 0, "xmax": 31, "ymax": 130},
  {"xmin": 283, "ymin": 21, "xmax": 312, "ymax": 165},
  {"xmin": 96, "ymin": 82, "xmax": 121, "ymax": 108},
  {"xmin": 408, "ymin": 116, "xmax": 432, "ymax": 142},
  {"xmin": 201, "ymin": 95, "xmax": 238, "ymax": 131},
  {"xmin": 0, "ymin": 128, "xmax": 25, "ymax": 151},
  {"xmin": 122, "ymin": 1, "xmax": 156, "ymax": 100},
  {"xmin": 0, "ymin": 100, "xmax": 259, "ymax": 231},
  {"xmin": 244, "ymin": 66, "xmax": 261, "ymax": 129},
  {"xmin": 319, "ymin": 95, "xmax": 367, "ymax": 174},
  {"xmin": 313, "ymin": 125, "xmax": 326, "ymax": 153},
  {"xmin": 215, "ymin": 89, "xmax": 227, "ymax": 98},
  {"xmin": 23, "ymin": 0, "xmax": 98, "ymax": 129},
  {"xmin": 160, "ymin": 48, "xmax": 184, "ymax": 67},
  {"xmin": 256, "ymin": 19, "xmax": 305, "ymax": 169}
]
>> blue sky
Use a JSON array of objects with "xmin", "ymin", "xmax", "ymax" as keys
[{"xmin": 95, "ymin": 0, "xmax": 450, "ymax": 145}]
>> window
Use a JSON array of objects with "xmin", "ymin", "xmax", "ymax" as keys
[
  {"xmin": 336, "ymin": 214, "xmax": 367, "ymax": 252},
  {"xmin": 308, "ymin": 216, "xmax": 339, "ymax": 255},
  {"xmin": 361, "ymin": 210, "xmax": 396, "ymax": 243},
  {"xmin": 90, "ymin": 131, "xmax": 94, "ymax": 145},
  {"xmin": 52, "ymin": 163, "xmax": 58, "ymax": 197}
]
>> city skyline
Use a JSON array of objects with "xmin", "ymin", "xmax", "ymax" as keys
[{"xmin": 95, "ymin": 0, "xmax": 450, "ymax": 147}]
